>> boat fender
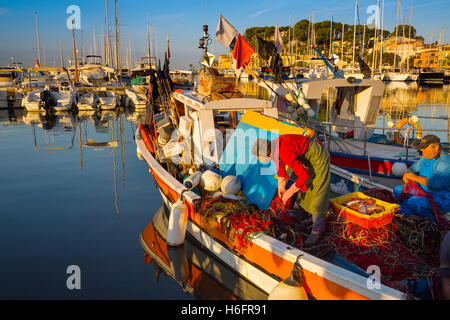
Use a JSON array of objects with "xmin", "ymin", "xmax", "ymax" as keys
[
  {"xmin": 297, "ymin": 96, "xmax": 306, "ymax": 106},
  {"xmin": 200, "ymin": 170, "xmax": 222, "ymax": 192},
  {"xmin": 220, "ymin": 175, "xmax": 242, "ymax": 195},
  {"xmin": 290, "ymin": 110, "xmax": 299, "ymax": 120},
  {"xmin": 167, "ymin": 198, "xmax": 188, "ymax": 246},
  {"xmin": 285, "ymin": 93, "xmax": 295, "ymax": 102},
  {"xmin": 302, "ymin": 103, "xmax": 316, "ymax": 118},
  {"xmin": 183, "ymin": 171, "xmax": 202, "ymax": 190},
  {"xmin": 268, "ymin": 258, "xmax": 309, "ymax": 300},
  {"xmin": 392, "ymin": 162, "xmax": 408, "ymax": 177}
]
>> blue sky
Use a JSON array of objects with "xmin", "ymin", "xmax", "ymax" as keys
[{"xmin": 0, "ymin": 0, "xmax": 449, "ymax": 69}]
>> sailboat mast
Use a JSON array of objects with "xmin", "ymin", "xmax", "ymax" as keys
[
  {"xmin": 393, "ymin": 0, "xmax": 400, "ymax": 69},
  {"xmin": 81, "ymin": 30, "xmax": 84, "ymax": 65},
  {"xmin": 34, "ymin": 12, "xmax": 41, "ymax": 65},
  {"xmin": 352, "ymin": 0, "xmax": 357, "ymax": 68},
  {"xmin": 106, "ymin": 0, "xmax": 112, "ymax": 67},
  {"xmin": 59, "ymin": 41, "xmax": 64, "ymax": 67},
  {"xmin": 115, "ymin": 0, "xmax": 121, "ymax": 73},
  {"xmin": 380, "ymin": 0, "xmax": 384, "ymax": 72},
  {"xmin": 341, "ymin": 23, "xmax": 344, "ymax": 68},
  {"xmin": 407, "ymin": 2, "xmax": 412, "ymax": 70},
  {"xmin": 93, "ymin": 28, "xmax": 97, "ymax": 56},
  {"xmin": 72, "ymin": 19, "xmax": 79, "ymax": 82}
]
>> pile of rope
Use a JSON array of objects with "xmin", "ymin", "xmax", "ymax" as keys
[
  {"xmin": 193, "ymin": 195, "xmax": 300, "ymax": 254},
  {"xmin": 306, "ymin": 213, "xmax": 444, "ymax": 294}
]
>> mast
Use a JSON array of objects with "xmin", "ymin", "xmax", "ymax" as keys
[
  {"xmin": 341, "ymin": 23, "xmax": 345, "ymax": 68},
  {"xmin": 380, "ymin": 0, "xmax": 385, "ymax": 72},
  {"xmin": 34, "ymin": 12, "xmax": 41, "ymax": 65},
  {"xmin": 115, "ymin": 0, "xmax": 121, "ymax": 73},
  {"xmin": 147, "ymin": 11, "xmax": 151, "ymax": 68},
  {"xmin": 329, "ymin": 15, "xmax": 333, "ymax": 57},
  {"xmin": 72, "ymin": 19, "xmax": 79, "ymax": 82},
  {"xmin": 106, "ymin": 0, "xmax": 112, "ymax": 67},
  {"xmin": 407, "ymin": 2, "xmax": 412, "ymax": 71},
  {"xmin": 393, "ymin": 0, "xmax": 400, "ymax": 69},
  {"xmin": 352, "ymin": 0, "xmax": 357, "ymax": 69},
  {"xmin": 81, "ymin": 30, "xmax": 85, "ymax": 65},
  {"xmin": 59, "ymin": 41, "xmax": 64, "ymax": 67},
  {"xmin": 93, "ymin": 28, "xmax": 97, "ymax": 56}
]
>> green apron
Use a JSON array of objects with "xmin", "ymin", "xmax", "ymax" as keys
[{"xmin": 292, "ymin": 140, "xmax": 331, "ymax": 217}]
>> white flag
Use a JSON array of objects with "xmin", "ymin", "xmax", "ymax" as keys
[
  {"xmin": 274, "ymin": 23, "xmax": 282, "ymax": 53},
  {"xmin": 216, "ymin": 14, "xmax": 238, "ymax": 47}
]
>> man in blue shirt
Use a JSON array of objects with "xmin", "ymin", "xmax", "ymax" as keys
[{"xmin": 393, "ymin": 135, "xmax": 450, "ymax": 220}]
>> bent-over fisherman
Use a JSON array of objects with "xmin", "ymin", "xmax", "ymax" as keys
[{"xmin": 252, "ymin": 134, "xmax": 331, "ymax": 247}]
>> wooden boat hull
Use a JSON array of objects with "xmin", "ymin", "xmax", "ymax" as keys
[{"xmin": 136, "ymin": 125, "xmax": 406, "ymax": 300}]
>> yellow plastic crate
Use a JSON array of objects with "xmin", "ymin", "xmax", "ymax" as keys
[{"xmin": 330, "ymin": 192, "xmax": 399, "ymax": 229}]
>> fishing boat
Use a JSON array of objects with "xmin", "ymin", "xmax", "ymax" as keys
[
  {"xmin": 143, "ymin": 204, "xmax": 269, "ymax": 300},
  {"xmin": 135, "ymin": 81, "xmax": 416, "ymax": 300}
]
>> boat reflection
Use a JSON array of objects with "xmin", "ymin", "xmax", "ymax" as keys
[{"xmin": 141, "ymin": 204, "xmax": 268, "ymax": 300}]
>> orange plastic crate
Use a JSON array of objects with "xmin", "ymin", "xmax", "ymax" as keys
[{"xmin": 330, "ymin": 192, "xmax": 399, "ymax": 229}]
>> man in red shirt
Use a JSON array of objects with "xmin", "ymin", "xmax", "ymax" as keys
[{"xmin": 252, "ymin": 134, "xmax": 331, "ymax": 246}]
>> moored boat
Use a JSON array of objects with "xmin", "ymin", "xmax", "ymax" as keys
[{"xmin": 135, "ymin": 84, "xmax": 412, "ymax": 300}]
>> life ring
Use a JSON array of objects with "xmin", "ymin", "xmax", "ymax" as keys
[{"xmin": 389, "ymin": 116, "xmax": 423, "ymax": 143}]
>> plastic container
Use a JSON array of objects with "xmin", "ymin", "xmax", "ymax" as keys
[{"xmin": 329, "ymin": 192, "xmax": 399, "ymax": 229}]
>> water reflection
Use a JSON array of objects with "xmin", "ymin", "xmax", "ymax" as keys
[
  {"xmin": 6, "ymin": 106, "xmax": 149, "ymax": 217},
  {"xmin": 142, "ymin": 205, "xmax": 268, "ymax": 300}
]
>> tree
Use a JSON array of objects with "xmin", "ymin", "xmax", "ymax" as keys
[{"xmin": 391, "ymin": 25, "xmax": 416, "ymax": 38}]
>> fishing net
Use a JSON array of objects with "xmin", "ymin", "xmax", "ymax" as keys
[
  {"xmin": 193, "ymin": 191, "xmax": 445, "ymax": 297},
  {"xmin": 193, "ymin": 194, "xmax": 298, "ymax": 254}
]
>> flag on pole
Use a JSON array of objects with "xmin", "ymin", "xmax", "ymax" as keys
[
  {"xmin": 232, "ymin": 34, "xmax": 255, "ymax": 70},
  {"xmin": 274, "ymin": 24, "xmax": 283, "ymax": 53},
  {"xmin": 215, "ymin": 14, "xmax": 238, "ymax": 47},
  {"xmin": 35, "ymin": 59, "xmax": 40, "ymax": 67}
]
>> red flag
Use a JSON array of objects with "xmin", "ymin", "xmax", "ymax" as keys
[
  {"xmin": 35, "ymin": 59, "xmax": 40, "ymax": 67},
  {"xmin": 232, "ymin": 34, "xmax": 255, "ymax": 70}
]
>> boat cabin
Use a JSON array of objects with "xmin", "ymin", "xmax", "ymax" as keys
[{"xmin": 261, "ymin": 78, "xmax": 385, "ymax": 140}]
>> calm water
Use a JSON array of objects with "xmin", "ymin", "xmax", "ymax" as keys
[
  {"xmin": 0, "ymin": 106, "xmax": 193, "ymax": 299},
  {"xmin": 0, "ymin": 82, "xmax": 449, "ymax": 299}
]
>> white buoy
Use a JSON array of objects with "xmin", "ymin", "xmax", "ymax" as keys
[
  {"xmin": 392, "ymin": 162, "xmax": 408, "ymax": 177},
  {"xmin": 200, "ymin": 170, "xmax": 222, "ymax": 192},
  {"xmin": 183, "ymin": 171, "xmax": 202, "ymax": 190},
  {"xmin": 302, "ymin": 103, "xmax": 315, "ymax": 118},
  {"xmin": 268, "ymin": 265, "xmax": 309, "ymax": 300},
  {"xmin": 167, "ymin": 199, "xmax": 188, "ymax": 246},
  {"xmin": 221, "ymin": 175, "xmax": 242, "ymax": 195}
]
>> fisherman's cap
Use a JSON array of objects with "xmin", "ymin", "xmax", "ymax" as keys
[{"xmin": 414, "ymin": 134, "xmax": 441, "ymax": 150}]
